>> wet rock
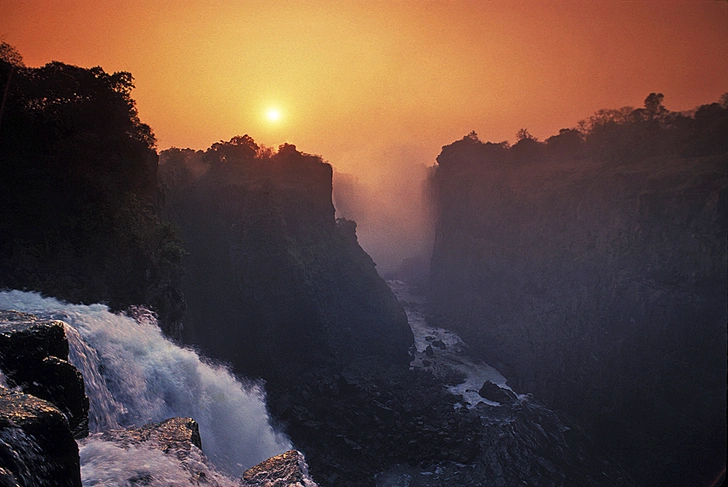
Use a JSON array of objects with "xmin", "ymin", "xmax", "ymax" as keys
[
  {"xmin": 431, "ymin": 340, "xmax": 446, "ymax": 349},
  {"xmin": 0, "ymin": 311, "xmax": 89, "ymax": 438},
  {"xmin": 0, "ymin": 389, "xmax": 81, "ymax": 487},
  {"xmin": 83, "ymin": 417, "xmax": 231, "ymax": 485},
  {"xmin": 424, "ymin": 345, "xmax": 434, "ymax": 357},
  {"xmin": 478, "ymin": 381, "xmax": 517, "ymax": 405},
  {"xmin": 98, "ymin": 417, "xmax": 203, "ymax": 452},
  {"xmin": 242, "ymin": 449, "xmax": 319, "ymax": 486}
]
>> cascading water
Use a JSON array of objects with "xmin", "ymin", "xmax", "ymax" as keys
[{"xmin": 0, "ymin": 290, "xmax": 292, "ymax": 483}]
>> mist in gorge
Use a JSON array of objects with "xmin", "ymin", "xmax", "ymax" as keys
[
  {"xmin": 2, "ymin": 2, "xmax": 728, "ymax": 486},
  {"xmin": 332, "ymin": 146, "xmax": 435, "ymax": 280}
]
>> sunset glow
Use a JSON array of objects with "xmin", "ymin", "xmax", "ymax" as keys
[
  {"xmin": 3, "ymin": 0, "xmax": 725, "ymax": 273},
  {"xmin": 266, "ymin": 108, "xmax": 282, "ymax": 123},
  {"xmin": 2, "ymin": 0, "xmax": 725, "ymax": 176}
]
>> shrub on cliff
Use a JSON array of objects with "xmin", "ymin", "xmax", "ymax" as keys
[{"xmin": 0, "ymin": 44, "xmax": 184, "ymax": 335}]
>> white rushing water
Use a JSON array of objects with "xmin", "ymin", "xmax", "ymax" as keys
[
  {"xmin": 387, "ymin": 280, "xmax": 521, "ymax": 407},
  {"xmin": 0, "ymin": 290, "xmax": 291, "ymax": 482},
  {"xmin": 79, "ymin": 438, "xmax": 245, "ymax": 487}
]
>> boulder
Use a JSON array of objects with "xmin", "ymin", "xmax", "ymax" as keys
[
  {"xmin": 0, "ymin": 311, "xmax": 89, "ymax": 438},
  {"xmin": 97, "ymin": 417, "xmax": 203, "ymax": 452},
  {"xmin": 478, "ymin": 381, "xmax": 517, "ymax": 405},
  {"xmin": 0, "ymin": 389, "xmax": 81, "ymax": 487},
  {"xmin": 243, "ymin": 449, "xmax": 319, "ymax": 486}
]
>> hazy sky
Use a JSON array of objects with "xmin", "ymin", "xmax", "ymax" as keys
[
  {"xmin": 2, "ymin": 1, "xmax": 726, "ymax": 172},
  {"xmin": 2, "ymin": 1, "xmax": 727, "ymax": 270}
]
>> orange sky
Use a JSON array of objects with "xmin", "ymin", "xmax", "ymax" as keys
[
  {"xmin": 2, "ymin": 1, "xmax": 727, "ymax": 270},
  {"xmin": 2, "ymin": 1, "xmax": 726, "ymax": 173}
]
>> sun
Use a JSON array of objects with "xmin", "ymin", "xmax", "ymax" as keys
[{"xmin": 265, "ymin": 108, "xmax": 282, "ymax": 123}]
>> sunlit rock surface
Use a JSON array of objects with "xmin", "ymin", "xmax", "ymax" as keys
[
  {"xmin": 243, "ymin": 450, "xmax": 319, "ymax": 487},
  {"xmin": 0, "ymin": 310, "xmax": 89, "ymax": 438},
  {"xmin": 96, "ymin": 417, "xmax": 203, "ymax": 453},
  {"xmin": 0, "ymin": 389, "xmax": 81, "ymax": 487}
]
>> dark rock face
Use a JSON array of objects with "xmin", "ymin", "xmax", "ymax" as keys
[
  {"xmin": 0, "ymin": 389, "xmax": 81, "ymax": 487},
  {"xmin": 265, "ymin": 365, "xmax": 481, "ymax": 486},
  {"xmin": 160, "ymin": 143, "xmax": 413, "ymax": 381},
  {"xmin": 243, "ymin": 450, "xmax": 318, "ymax": 486},
  {"xmin": 267, "ymin": 364, "xmax": 636, "ymax": 487},
  {"xmin": 377, "ymin": 399, "xmax": 636, "ymax": 487},
  {"xmin": 428, "ymin": 135, "xmax": 727, "ymax": 485},
  {"xmin": 0, "ymin": 311, "xmax": 89, "ymax": 438}
]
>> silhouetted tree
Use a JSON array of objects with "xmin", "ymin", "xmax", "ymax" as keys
[
  {"xmin": 0, "ymin": 42, "xmax": 24, "ymax": 67},
  {"xmin": 516, "ymin": 128, "xmax": 537, "ymax": 141},
  {"xmin": 204, "ymin": 134, "xmax": 259, "ymax": 165},
  {"xmin": 0, "ymin": 48, "xmax": 184, "ymax": 334},
  {"xmin": 546, "ymin": 128, "xmax": 584, "ymax": 159},
  {"xmin": 643, "ymin": 92, "xmax": 667, "ymax": 121}
]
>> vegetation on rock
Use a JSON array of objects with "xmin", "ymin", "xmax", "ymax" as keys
[{"xmin": 428, "ymin": 93, "xmax": 728, "ymax": 487}]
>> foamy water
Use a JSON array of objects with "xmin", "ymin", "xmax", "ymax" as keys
[
  {"xmin": 79, "ymin": 437, "xmax": 243, "ymax": 487},
  {"xmin": 387, "ymin": 280, "xmax": 520, "ymax": 407},
  {"xmin": 0, "ymin": 290, "xmax": 291, "ymax": 480}
]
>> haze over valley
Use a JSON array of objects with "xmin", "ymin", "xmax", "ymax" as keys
[{"xmin": 0, "ymin": 2, "xmax": 726, "ymax": 486}]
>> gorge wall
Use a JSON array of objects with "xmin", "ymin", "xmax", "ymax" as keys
[
  {"xmin": 160, "ymin": 140, "xmax": 412, "ymax": 382},
  {"xmin": 428, "ymin": 123, "xmax": 727, "ymax": 486}
]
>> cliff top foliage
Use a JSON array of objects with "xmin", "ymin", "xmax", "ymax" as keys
[
  {"xmin": 439, "ymin": 92, "xmax": 728, "ymax": 169},
  {"xmin": 159, "ymin": 136, "xmax": 331, "ymax": 192},
  {"xmin": 0, "ymin": 44, "xmax": 183, "ymax": 330}
]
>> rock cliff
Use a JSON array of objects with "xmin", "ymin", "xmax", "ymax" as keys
[
  {"xmin": 0, "ymin": 311, "xmax": 89, "ymax": 438},
  {"xmin": 428, "ymin": 133, "xmax": 727, "ymax": 486},
  {"xmin": 160, "ymin": 140, "xmax": 413, "ymax": 381}
]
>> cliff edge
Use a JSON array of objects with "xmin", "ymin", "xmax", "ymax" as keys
[{"xmin": 428, "ymin": 128, "xmax": 727, "ymax": 486}]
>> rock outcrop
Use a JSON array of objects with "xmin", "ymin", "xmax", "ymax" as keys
[
  {"xmin": 0, "ymin": 390, "xmax": 82, "ymax": 487},
  {"xmin": 0, "ymin": 311, "xmax": 88, "ymax": 438},
  {"xmin": 160, "ymin": 141, "xmax": 413, "ymax": 381},
  {"xmin": 0, "ymin": 310, "xmax": 89, "ymax": 486},
  {"xmin": 428, "ymin": 133, "xmax": 727, "ymax": 486},
  {"xmin": 84, "ymin": 418, "xmax": 319, "ymax": 487},
  {"xmin": 477, "ymin": 381, "xmax": 517, "ymax": 405},
  {"xmin": 243, "ymin": 450, "xmax": 319, "ymax": 487}
]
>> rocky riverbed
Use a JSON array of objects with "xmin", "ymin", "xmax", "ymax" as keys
[{"xmin": 264, "ymin": 282, "xmax": 637, "ymax": 486}]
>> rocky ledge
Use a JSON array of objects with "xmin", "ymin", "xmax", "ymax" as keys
[
  {"xmin": 243, "ymin": 449, "xmax": 319, "ymax": 487},
  {"xmin": 0, "ymin": 389, "xmax": 82, "ymax": 487},
  {"xmin": 85, "ymin": 417, "xmax": 318, "ymax": 486},
  {"xmin": 0, "ymin": 310, "xmax": 89, "ymax": 438}
]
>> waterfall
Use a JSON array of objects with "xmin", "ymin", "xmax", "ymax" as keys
[{"xmin": 0, "ymin": 290, "xmax": 291, "ymax": 479}]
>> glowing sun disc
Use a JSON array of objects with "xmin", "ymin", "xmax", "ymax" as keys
[{"xmin": 266, "ymin": 108, "xmax": 282, "ymax": 122}]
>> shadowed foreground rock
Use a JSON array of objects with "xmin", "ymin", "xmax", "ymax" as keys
[
  {"xmin": 478, "ymin": 381, "xmax": 517, "ymax": 405},
  {"xmin": 0, "ymin": 310, "xmax": 89, "ymax": 438},
  {"xmin": 0, "ymin": 389, "xmax": 81, "ymax": 487}
]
